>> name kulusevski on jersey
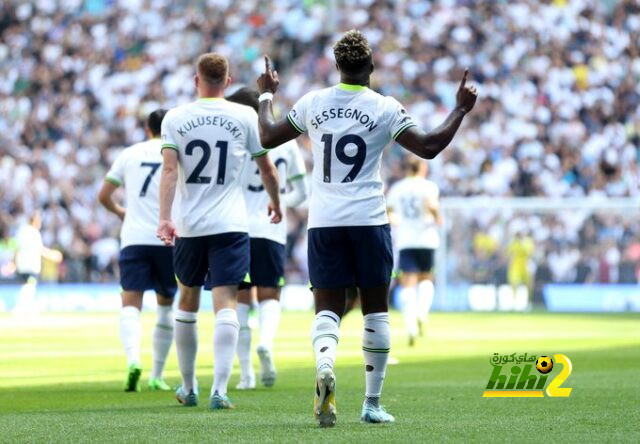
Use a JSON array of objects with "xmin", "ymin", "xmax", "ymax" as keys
[
  {"xmin": 286, "ymin": 84, "xmax": 416, "ymax": 229},
  {"xmin": 160, "ymin": 98, "xmax": 265, "ymax": 238}
]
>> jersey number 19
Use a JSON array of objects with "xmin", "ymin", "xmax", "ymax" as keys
[{"xmin": 321, "ymin": 133, "xmax": 366, "ymax": 183}]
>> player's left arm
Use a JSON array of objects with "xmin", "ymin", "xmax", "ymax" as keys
[
  {"xmin": 41, "ymin": 247, "xmax": 63, "ymax": 264},
  {"xmin": 395, "ymin": 69, "xmax": 477, "ymax": 159},
  {"xmin": 281, "ymin": 176, "xmax": 308, "ymax": 208},
  {"xmin": 157, "ymin": 147, "xmax": 179, "ymax": 246},
  {"xmin": 257, "ymin": 56, "xmax": 302, "ymax": 148},
  {"xmin": 254, "ymin": 155, "xmax": 283, "ymax": 223},
  {"xmin": 281, "ymin": 145, "xmax": 308, "ymax": 207},
  {"xmin": 424, "ymin": 196, "xmax": 443, "ymax": 226}
]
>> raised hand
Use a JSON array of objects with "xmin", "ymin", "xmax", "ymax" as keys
[
  {"xmin": 156, "ymin": 219, "xmax": 178, "ymax": 246},
  {"xmin": 257, "ymin": 56, "xmax": 280, "ymax": 94},
  {"xmin": 455, "ymin": 68, "xmax": 478, "ymax": 114}
]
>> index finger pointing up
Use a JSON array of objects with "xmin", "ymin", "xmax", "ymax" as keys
[
  {"xmin": 265, "ymin": 56, "xmax": 271, "ymax": 74},
  {"xmin": 460, "ymin": 68, "xmax": 469, "ymax": 88}
]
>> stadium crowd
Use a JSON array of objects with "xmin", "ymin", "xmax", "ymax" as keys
[{"xmin": 0, "ymin": 0, "xmax": 639, "ymax": 285}]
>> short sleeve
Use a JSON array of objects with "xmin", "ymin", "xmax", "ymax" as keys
[
  {"xmin": 287, "ymin": 143, "xmax": 306, "ymax": 181},
  {"xmin": 287, "ymin": 92, "xmax": 313, "ymax": 134},
  {"xmin": 160, "ymin": 113, "xmax": 178, "ymax": 153},
  {"xmin": 387, "ymin": 97, "xmax": 417, "ymax": 140},
  {"xmin": 244, "ymin": 108, "xmax": 268, "ymax": 158},
  {"xmin": 105, "ymin": 150, "xmax": 126, "ymax": 187}
]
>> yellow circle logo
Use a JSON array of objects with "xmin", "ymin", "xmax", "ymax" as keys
[{"xmin": 536, "ymin": 356, "xmax": 554, "ymax": 374}]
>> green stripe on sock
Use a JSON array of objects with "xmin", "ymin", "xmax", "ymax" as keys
[
  {"xmin": 156, "ymin": 324, "xmax": 173, "ymax": 331},
  {"xmin": 362, "ymin": 347, "xmax": 390, "ymax": 353},
  {"xmin": 313, "ymin": 333, "xmax": 339, "ymax": 346}
]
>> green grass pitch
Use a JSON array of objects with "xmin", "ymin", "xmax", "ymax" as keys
[{"xmin": 0, "ymin": 310, "xmax": 638, "ymax": 443}]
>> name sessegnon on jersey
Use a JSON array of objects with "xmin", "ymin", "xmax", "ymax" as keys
[{"xmin": 287, "ymin": 83, "xmax": 416, "ymax": 229}]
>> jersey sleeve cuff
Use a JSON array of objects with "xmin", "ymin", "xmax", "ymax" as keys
[
  {"xmin": 392, "ymin": 123, "xmax": 417, "ymax": 140},
  {"xmin": 288, "ymin": 173, "xmax": 305, "ymax": 182},
  {"xmin": 161, "ymin": 144, "xmax": 179, "ymax": 152},
  {"xmin": 105, "ymin": 176, "xmax": 122, "ymax": 186},
  {"xmin": 252, "ymin": 149, "xmax": 269, "ymax": 158},
  {"xmin": 287, "ymin": 114, "xmax": 305, "ymax": 134}
]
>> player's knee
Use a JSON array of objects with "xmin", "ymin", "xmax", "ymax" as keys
[
  {"xmin": 212, "ymin": 285, "xmax": 238, "ymax": 312},
  {"xmin": 257, "ymin": 286, "xmax": 280, "ymax": 302}
]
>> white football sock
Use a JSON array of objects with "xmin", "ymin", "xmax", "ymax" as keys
[
  {"xmin": 417, "ymin": 280, "xmax": 435, "ymax": 323},
  {"xmin": 119, "ymin": 305, "xmax": 141, "ymax": 366},
  {"xmin": 151, "ymin": 305, "xmax": 173, "ymax": 380},
  {"xmin": 399, "ymin": 286, "xmax": 419, "ymax": 337},
  {"xmin": 211, "ymin": 308, "xmax": 239, "ymax": 396},
  {"xmin": 362, "ymin": 312, "xmax": 390, "ymax": 400},
  {"xmin": 175, "ymin": 309, "xmax": 198, "ymax": 392},
  {"xmin": 236, "ymin": 303, "xmax": 254, "ymax": 381},
  {"xmin": 13, "ymin": 281, "xmax": 37, "ymax": 316},
  {"xmin": 258, "ymin": 299, "xmax": 280, "ymax": 351},
  {"xmin": 311, "ymin": 310, "xmax": 340, "ymax": 372}
]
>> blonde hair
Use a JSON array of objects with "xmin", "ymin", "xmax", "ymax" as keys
[{"xmin": 196, "ymin": 53, "xmax": 229, "ymax": 85}]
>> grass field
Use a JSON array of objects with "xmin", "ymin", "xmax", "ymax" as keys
[{"xmin": 0, "ymin": 310, "xmax": 639, "ymax": 443}]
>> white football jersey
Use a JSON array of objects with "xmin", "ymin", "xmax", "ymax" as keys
[
  {"xmin": 15, "ymin": 224, "xmax": 43, "ymax": 275},
  {"xmin": 386, "ymin": 177, "xmax": 440, "ymax": 250},
  {"xmin": 287, "ymin": 84, "xmax": 416, "ymax": 228},
  {"xmin": 161, "ymin": 98, "xmax": 264, "ymax": 237},
  {"xmin": 106, "ymin": 138, "xmax": 165, "ymax": 249},
  {"xmin": 242, "ymin": 140, "xmax": 306, "ymax": 245}
]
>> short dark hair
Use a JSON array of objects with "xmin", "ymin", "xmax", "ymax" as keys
[
  {"xmin": 146, "ymin": 109, "xmax": 167, "ymax": 136},
  {"xmin": 333, "ymin": 29, "xmax": 373, "ymax": 75},
  {"xmin": 226, "ymin": 87, "xmax": 259, "ymax": 112}
]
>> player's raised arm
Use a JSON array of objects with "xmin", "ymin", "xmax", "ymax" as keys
[
  {"xmin": 395, "ymin": 69, "xmax": 478, "ymax": 159},
  {"xmin": 257, "ymin": 56, "xmax": 302, "ymax": 148}
]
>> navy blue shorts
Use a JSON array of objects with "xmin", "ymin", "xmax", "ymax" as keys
[
  {"xmin": 308, "ymin": 224, "xmax": 393, "ymax": 289},
  {"xmin": 119, "ymin": 245, "xmax": 177, "ymax": 297},
  {"xmin": 17, "ymin": 273, "xmax": 38, "ymax": 284},
  {"xmin": 175, "ymin": 232, "xmax": 249, "ymax": 288},
  {"xmin": 398, "ymin": 248, "xmax": 435, "ymax": 273},
  {"xmin": 239, "ymin": 237, "xmax": 286, "ymax": 289}
]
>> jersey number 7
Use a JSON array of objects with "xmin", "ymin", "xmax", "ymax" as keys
[
  {"xmin": 321, "ymin": 133, "xmax": 366, "ymax": 183},
  {"xmin": 139, "ymin": 162, "xmax": 161, "ymax": 197}
]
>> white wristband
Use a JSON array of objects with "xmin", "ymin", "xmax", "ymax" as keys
[{"xmin": 259, "ymin": 92, "xmax": 274, "ymax": 102}]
